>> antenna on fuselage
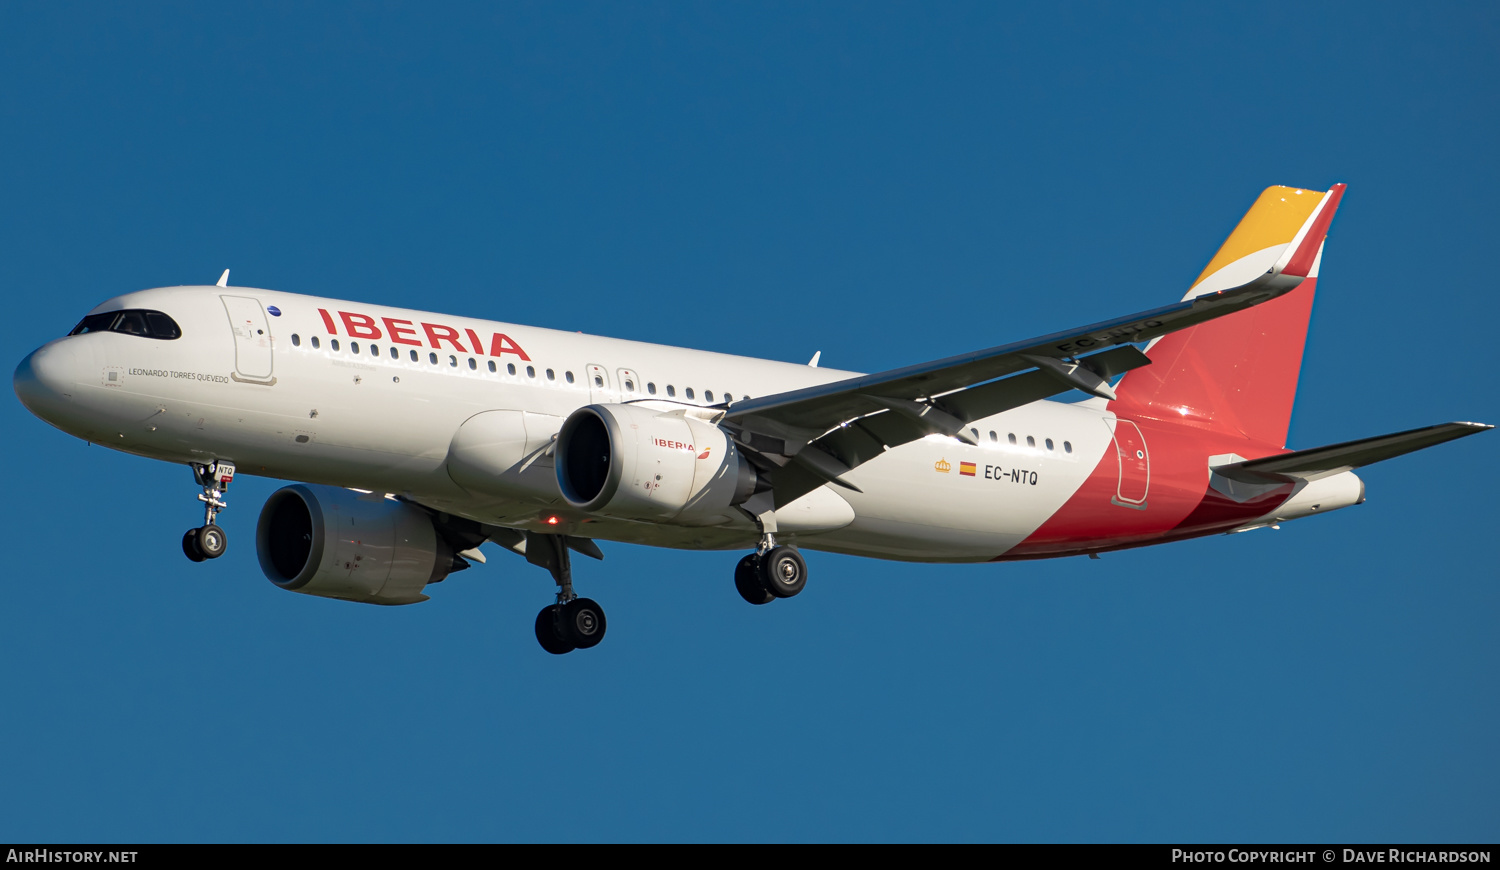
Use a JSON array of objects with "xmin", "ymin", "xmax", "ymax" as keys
[
  {"xmin": 216, "ymin": 269, "xmax": 230, "ymax": 288},
  {"xmin": 808, "ymin": 351, "xmax": 821, "ymax": 367}
]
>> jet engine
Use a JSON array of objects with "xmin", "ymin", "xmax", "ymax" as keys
[
  {"xmin": 555, "ymin": 404, "xmax": 762, "ymax": 524},
  {"xmin": 255, "ymin": 484, "xmax": 467, "ymax": 605}
]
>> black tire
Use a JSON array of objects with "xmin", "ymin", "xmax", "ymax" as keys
[
  {"xmin": 535, "ymin": 605, "xmax": 576, "ymax": 655},
  {"xmin": 198, "ymin": 524, "xmax": 228, "ymax": 559},
  {"xmin": 759, "ymin": 546, "xmax": 807, "ymax": 599},
  {"xmin": 182, "ymin": 529, "xmax": 205, "ymax": 563},
  {"xmin": 563, "ymin": 597, "xmax": 607, "ymax": 649},
  {"xmin": 734, "ymin": 553, "xmax": 774, "ymax": 605}
]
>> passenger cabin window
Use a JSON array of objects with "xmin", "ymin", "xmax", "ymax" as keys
[
  {"xmin": 409, "ymin": 349, "xmax": 417, "ymax": 361},
  {"xmin": 70, "ymin": 309, "xmax": 183, "ymax": 341},
  {"xmin": 507, "ymin": 363, "xmax": 517, "ymax": 375},
  {"xmin": 469, "ymin": 358, "xmax": 477, "ymax": 370},
  {"xmin": 624, "ymin": 379, "xmax": 634, "ymax": 392},
  {"xmin": 1045, "ymin": 438, "xmax": 1054, "ymax": 451},
  {"xmin": 685, "ymin": 388, "xmax": 695, "ymax": 400},
  {"xmin": 704, "ymin": 390, "xmax": 713, "ymax": 402},
  {"xmin": 391, "ymin": 347, "xmax": 399, "ymax": 360},
  {"xmin": 331, "ymin": 339, "xmax": 340, "ymax": 352},
  {"xmin": 666, "ymin": 385, "xmax": 676, "ymax": 397},
  {"xmin": 488, "ymin": 361, "xmax": 496, "ymax": 372},
  {"xmin": 1064, "ymin": 441, "xmax": 1073, "ymax": 454},
  {"xmin": 527, "ymin": 366, "xmax": 536, "ymax": 378},
  {"xmin": 647, "ymin": 383, "xmax": 657, "ymax": 395},
  {"xmin": 1026, "ymin": 436, "xmax": 1036, "ymax": 448},
  {"xmin": 429, "ymin": 352, "xmax": 438, "ymax": 364},
  {"xmin": 311, "ymin": 336, "xmax": 321, "ymax": 349},
  {"xmin": 725, "ymin": 393, "xmax": 733, "ymax": 403},
  {"xmin": 292, "ymin": 334, "xmax": 301, "ymax": 347},
  {"xmin": 989, "ymin": 431, "xmax": 997, "ymax": 442},
  {"xmin": 566, "ymin": 371, "xmax": 575, "ymax": 384},
  {"xmin": 546, "ymin": 368, "xmax": 555, "ymax": 380},
  {"xmin": 351, "ymin": 342, "xmax": 360, "ymax": 354},
  {"xmin": 1008, "ymin": 433, "xmax": 1017, "ymax": 445}
]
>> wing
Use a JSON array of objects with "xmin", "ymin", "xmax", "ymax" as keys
[
  {"xmin": 718, "ymin": 186, "xmax": 1345, "ymax": 509},
  {"xmin": 1211, "ymin": 422, "xmax": 1493, "ymax": 484}
]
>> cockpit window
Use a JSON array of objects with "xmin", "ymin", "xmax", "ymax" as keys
[
  {"xmin": 69, "ymin": 309, "xmax": 182, "ymax": 340},
  {"xmin": 145, "ymin": 312, "xmax": 181, "ymax": 339},
  {"xmin": 68, "ymin": 313, "xmax": 116, "ymax": 335},
  {"xmin": 113, "ymin": 311, "xmax": 148, "ymax": 336}
]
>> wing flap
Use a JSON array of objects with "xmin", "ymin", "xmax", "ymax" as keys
[
  {"xmin": 1213, "ymin": 422, "xmax": 1492, "ymax": 483},
  {"xmin": 754, "ymin": 347, "xmax": 1152, "ymax": 507}
]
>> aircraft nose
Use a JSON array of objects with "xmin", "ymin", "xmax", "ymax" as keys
[{"xmin": 14, "ymin": 342, "xmax": 82, "ymax": 421}]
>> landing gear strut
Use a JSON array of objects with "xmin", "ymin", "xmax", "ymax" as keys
[
  {"xmin": 182, "ymin": 461, "xmax": 234, "ymax": 562},
  {"xmin": 526, "ymin": 532, "xmax": 607, "ymax": 655},
  {"xmin": 733, "ymin": 514, "xmax": 808, "ymax": 604}
]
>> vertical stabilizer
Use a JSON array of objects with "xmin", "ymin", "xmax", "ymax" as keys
[{"xmin": 1111, "ymin": 184, "xmax": 1345, "ymax": 448}]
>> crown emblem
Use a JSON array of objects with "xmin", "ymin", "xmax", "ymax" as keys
[{"xmin": 934, "ymin": 458, "xmax": 951, "ymax": 473}]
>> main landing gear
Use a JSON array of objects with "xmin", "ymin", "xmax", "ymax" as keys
[
  {"xmin": 526, "ymin": 532, "xmax": 607, "ymax": 655},
  {"xmin": 734, "ymin": 530, "xmax": 808, "ymax": 606},
  {"xmin": 182, "ymin": 460, "xmax": 234, "ymax": 563}
]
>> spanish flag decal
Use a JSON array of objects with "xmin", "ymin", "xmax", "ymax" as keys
[{"xmin": 959, "ymin": 461, "xmax": 976, "ymax": 477}]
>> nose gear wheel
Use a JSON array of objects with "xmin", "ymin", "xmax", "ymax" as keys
[{"xmin": 183, "ymin": 461, "xmax": 234, "ymax": 563}]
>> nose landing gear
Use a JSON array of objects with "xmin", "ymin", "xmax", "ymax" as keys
[{"xmin": 182, "ymin": 461, "xmax": 234, "ymax": 562}]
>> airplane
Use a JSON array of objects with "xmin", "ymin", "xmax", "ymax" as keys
[{"xmin": 13, "ymin": 183, "xmax": 1490, "ymax": 654}]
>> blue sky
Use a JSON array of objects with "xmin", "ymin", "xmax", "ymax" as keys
[{"xmin": 2, "ymin": 2, "xmax": 1496, "ymax": 842}]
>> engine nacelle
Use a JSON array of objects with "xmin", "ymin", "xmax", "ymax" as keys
[
  {"xmin": 255, "ymin": 484, "xmax": 462, "ymax": 606},
  {"xmin": 555, "ymin": 404, "xmax": 760, "ymax": 523}
]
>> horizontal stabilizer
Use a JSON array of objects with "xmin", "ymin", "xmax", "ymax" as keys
[{"xmin": 1213, "ymin": 422, "xmax": 1492, "ymax": 483}]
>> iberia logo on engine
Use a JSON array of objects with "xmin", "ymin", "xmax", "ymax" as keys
[{"xmin": 654, "ymin": 438, "xmax": 694, "ymax": 452}]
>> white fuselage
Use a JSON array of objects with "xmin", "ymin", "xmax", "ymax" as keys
[{"xmin": 20, "ymin": 286, "xmax": 1124, "ymax": 562}]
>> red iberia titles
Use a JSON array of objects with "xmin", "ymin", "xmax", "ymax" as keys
[{"xmin": 318, "ymin": 309, "xmax": 531, "ymax": 360}]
